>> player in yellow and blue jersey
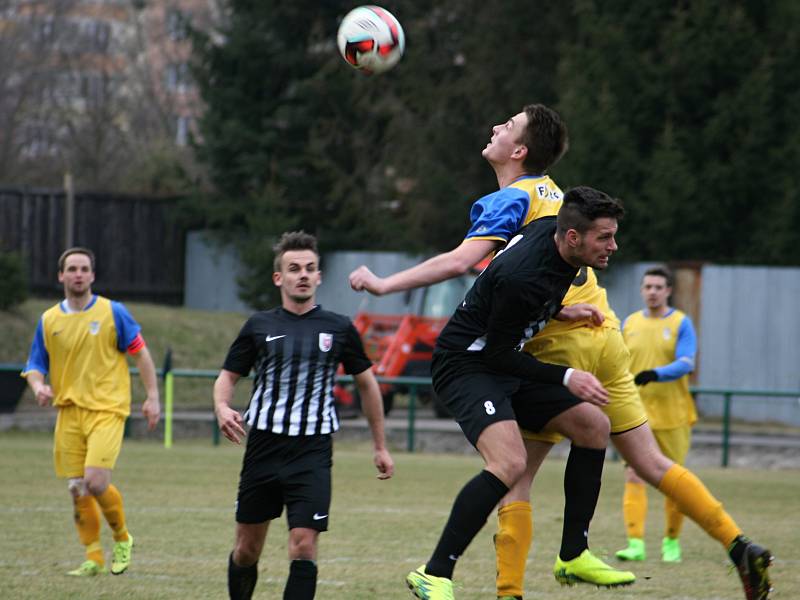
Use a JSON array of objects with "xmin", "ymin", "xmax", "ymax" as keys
[
  {"xmin": 351, "ymin": 104, "xmax": 773, "ymax": 600},
  {"xmin": 22, "ymin": 247, "xmax": 160, "ymax": 578},
  {"xmin": 616, "ymin": 266, "xmax": 697, "ymax": 563}
]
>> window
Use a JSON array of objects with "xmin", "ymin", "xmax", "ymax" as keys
[
  {"xmin": 84, "ymin": 19, "xmax": 111, "ymax": 52},
  {"xmin": 20, "ymin": 123, "xmax": 58, "ymax": 158},
  {"xmin": 167, "ymin": 9, "xmax": 189, "ymax": 41},
  {"xmin": 165, "ymin": 62, "xmax": 191, "ymax": 93},
  {"xmin": 175, "ymin": 115, "xmax": 191, "ymax": 146}
]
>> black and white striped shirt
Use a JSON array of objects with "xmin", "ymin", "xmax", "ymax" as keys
[{"xmin": 222, "ymin": 305, "xmax": 371, "ymax": 436}]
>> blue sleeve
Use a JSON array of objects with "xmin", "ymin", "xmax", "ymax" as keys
[
  {"xmin": 654, "ymin": 316, "xmax": 697, "ymax": 381},
  {"xmin": 465, "ymin": 188, "xmax": 529, "ymax": 241},
  {"xmin": 23, "ymin": 319, "xmax": 49, "ymax": 376},
  {"xmin": 111, "ymin": 301, "xmax": 142, "ymax": 352}
]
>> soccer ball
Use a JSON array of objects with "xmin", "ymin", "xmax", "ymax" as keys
[{"xmin": 337, "ymin": 6, "xmax": 405, "ymax": 74}]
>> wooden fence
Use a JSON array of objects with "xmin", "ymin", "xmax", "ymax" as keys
[{"xmin": 0, "ymin": 187, "xmax": 186, "ymax": 303}]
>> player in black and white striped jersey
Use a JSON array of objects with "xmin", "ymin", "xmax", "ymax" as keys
[{"xmin": 213, "ymin": 231, "xmax": 394, "ymax": 600}]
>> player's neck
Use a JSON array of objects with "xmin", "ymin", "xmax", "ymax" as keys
[
  {"xmin": 282, "ymin": 298, "xmax": 317, "ymax": 316},
  {"xmin": 493, "ymin": 163, "xmax": 528, "ymax": 189},
  {"xmin": 64, "ymin": 291, "xmax": 93, "ymax": 312},
  {"xmin": 646, "ymin": 305, "xmax": 669, "ymax": 318}
]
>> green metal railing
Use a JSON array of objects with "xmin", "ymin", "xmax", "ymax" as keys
[
  {"xmin": 161, "ymin": 370, "xmax": 430, "ymax": 451},
  {"xmin": 3, "ymin": 363, "xmax": 798, "ymax": 463},
  {"xmin": 689, "ymin": 387, "xmax": 800, "ymax": 466}
]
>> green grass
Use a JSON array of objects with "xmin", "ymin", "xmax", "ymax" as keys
[{"xmin": 0, "ymin": 432, "xmax": 796, "ymax": 599}]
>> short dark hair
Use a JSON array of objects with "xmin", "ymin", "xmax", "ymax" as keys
[
  {"xmin": 519, "ymin": 104, "xmax": 569, "ymax": 174},
  {"xmin": 58, "ymin": 247, "xmax": 95, "ymax": 272},
  {"xmin": 643, "ymin": 266, "xmax": 673, "ymax": 287},
  {"xmin": 557, "ymin": 186, "xmax": 625, "ymax": 235},
  {"xmin": 272, "ymin": 231, "xmax": 319, "ymax": 272}
]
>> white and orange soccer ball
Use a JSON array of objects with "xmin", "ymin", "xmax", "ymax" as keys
[{"xmin": 337, "ymin": 6, "xmax": 405, "ymax": 75}]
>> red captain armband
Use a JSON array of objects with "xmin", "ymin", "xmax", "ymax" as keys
[{"xmin": 127, "ymin": 333, "xmax": 146, "ymax": 355}]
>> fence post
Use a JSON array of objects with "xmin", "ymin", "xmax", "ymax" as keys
[
  {"xmin": 721, "ymin": 392, "xmax": 732, "ymax": 468},
  {"xmin": 212, "ymin": 417, "xmax": 220, "ymax": 446},
  {"xmin": 164, "ymin": 371, "xmax": 174, "ymax": 448},
  {"xmin": 407, "ymin": 384, "xmax": 417, "ymax": 453},
  {"xmin": 163, "ymin": 349, "xmax": 173, "ymax": 449}
]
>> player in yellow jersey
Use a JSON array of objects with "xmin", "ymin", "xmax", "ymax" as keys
[
  {"xmin": 615, "ymin": 266, "xmax": 698, "ymax": 563},
  {"xmin": 350, "ymin": 104, "xmax": 773, "ymax": 600},
  {"xmin": 21, "ymin": 247, "xmax": 160, "ymax": 577}
]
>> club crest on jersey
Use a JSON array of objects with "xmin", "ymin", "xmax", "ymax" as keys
[
  {"xmin": 319, "ymin": 333, "xmax": 333, "ymax": 352},
  {"xmin": 663, "ymin": 327, "xmax": 672, "ymax": 340},
  {"xmin": 89, "ymin": 321, "xmax": 101, "ymax": 335}
]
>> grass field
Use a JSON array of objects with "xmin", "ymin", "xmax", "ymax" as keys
[{"xmin": 0, "ymin": 432, "xmax": 797, "ymax": 599}]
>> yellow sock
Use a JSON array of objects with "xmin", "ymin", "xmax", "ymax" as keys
[
  {"xmin": 658, "ymin": 464, "xmax": 741, "ymax": 547},
  {"xmin": 74, "ymin": 495, "xmax": 103, "ymax": 565},
  {"xmin": 96, "ymin": 484, "xmax": 129, "ymax": 542},
  {"xmin": 622, "ymin": 482, "xmax": 647, "ymax": 539},
  {"xmin": 86, "ymin": 541, "xmax": 104, "ymax": 565},
  {"xmin": 664, "ymin": 496, "xmax": 684, "ymax": 539},
  {"xmin": 496, "ymin": 501, "xmax": 532, "ymax": 598}
]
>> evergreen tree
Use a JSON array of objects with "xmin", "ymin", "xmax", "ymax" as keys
[{"xmin": 189, "ymin": 0, "xmax": 800, "ymax": 307}]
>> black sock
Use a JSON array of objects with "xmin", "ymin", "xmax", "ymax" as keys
[
  {"xmin": 427, "ymin": 470, "xmax": 509, "ymax": 579},
  {"xmin": 228, "ymin": 553, "xmax": 258, "ymax": 600},
  {"xmin": 728, "ymin": 535, "xmax": 748, "ymax": 565},
  {"xmin": 284, "ymin": 559, "xmax": 317, "ymax": 600},
  {"xmin": 559, "ymin": 445, "xmax": 606, "ymax": 561}
]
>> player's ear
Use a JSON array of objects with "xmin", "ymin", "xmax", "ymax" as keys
[
  {"xmin": 566, "ymin": 228, "xmax": 580, "ymax": 248},
  {"xmin": 272, "ymin": 271, "xmax": 282, "ymax": 287},
  {"xmin": 512, "ymin": 144, "xmax": 528, "ymax": 161}
]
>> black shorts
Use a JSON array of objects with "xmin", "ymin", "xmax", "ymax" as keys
[
  {"xmin": 236, "ymin": 430, "xmax": 333, "ymax": 531},
  {"xmin": 432, "ymin": 350, "xmax": 582, "ymax": 447}
]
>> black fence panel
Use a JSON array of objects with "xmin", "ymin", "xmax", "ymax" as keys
[{"xmin": 0, "ymin": 187, "xmax": 185, "ymax": 304}]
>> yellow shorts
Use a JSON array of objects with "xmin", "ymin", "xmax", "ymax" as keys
[
  {"xmin": 53, "ymin": 404, "xmax": 126, "ymax": 478},
  {"xmin": 521, "ymin": 326, "xmax": 648, "ymax": 442},
  {"xmin": 653, "ymin": 426, "xmax": 692, "ymax": 464}
]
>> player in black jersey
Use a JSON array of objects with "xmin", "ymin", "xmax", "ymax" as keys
[
  {"xmin": 406, "ymin": 187, "xmax": 624, "ymax": 600},
  {"xmin": 213, "ymin": 231, "xmax": 394, "ymax": 600}
]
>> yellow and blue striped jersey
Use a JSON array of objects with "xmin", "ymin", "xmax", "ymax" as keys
[
  {"xmin": 22, "ymin": 295, "xmax": 144, "ymax": 417},
  {"xmin": 465, "ymin": 175, "xmax": 619, "ymax": 331},
  {"xmin": 622, "ymin": 308, "xmax": 697, "ymax": 429}
]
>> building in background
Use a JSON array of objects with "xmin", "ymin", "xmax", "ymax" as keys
[{"xmin": 0, "ymin": 0, "xmax": 221, "ymax": 191}]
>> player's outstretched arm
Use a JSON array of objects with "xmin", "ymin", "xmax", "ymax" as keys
[
  {"xmin": 348, "ymin": 239, "xmax": 498, "ymax": 296},
  {"xmin": 353, "ymin": 369, "xmax": 394, "ymax": 479},
  {"xmin": 133, "ymin": 345, "xmax": 161, "ymax": 430},
  {"xmin": 213, "ymin": 369, "xmax": 246, "ymax": 444}
]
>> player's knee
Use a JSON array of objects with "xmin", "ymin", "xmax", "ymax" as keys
[
  {"xmin": 67, "ymin": 478, "xmax": 87, "ymax": 498},
  {"xmin": 288, "ymin": 531, "xmax": 317, "ymax": 560},
  {"xmin": 570, "ymin": 408, "xmax": 610, "ymax": 448},
  {"xmin": 84, "ymin": 477, "xmax": 109, "ymax": 497},
  {"xmin": 233, "ymin": 540, "xmax": 261, "ymax": 566},
  {"xmin": 630, "ymin": 450, "xmax": 672, "ymax": 485},
  {"xmin": 496, "ymin": 455, "xmax": 527, "ymax": 486}
]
